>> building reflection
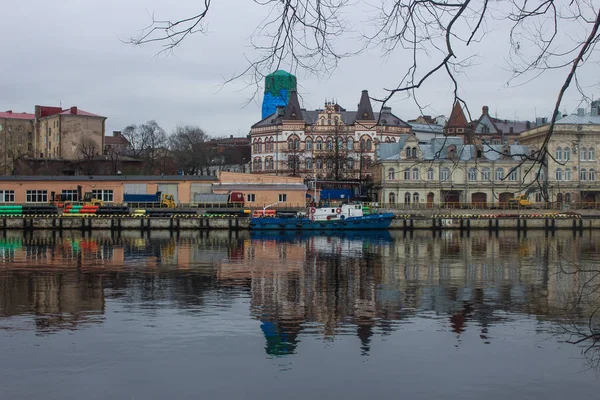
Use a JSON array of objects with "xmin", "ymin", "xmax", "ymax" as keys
[{"xmin": 0, "ymin": 230, "xmax": 598, "ymax": 355}]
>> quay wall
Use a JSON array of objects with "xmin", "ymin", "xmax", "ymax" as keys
[{"xmin": 0, "ymin": 214, "xmax": 598, "ymax": 231}]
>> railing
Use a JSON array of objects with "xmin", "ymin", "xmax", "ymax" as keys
[{"xmin": 364, "ymin": 202, "xmax": 600, "ymax": 210}]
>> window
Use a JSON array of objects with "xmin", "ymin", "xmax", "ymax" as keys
[
  {"xmin": 508, "ymin": 169, "xmax": 518, "ymax": 181},
  {"xmin": 440, "ymin": 167, "xmax": 450, "ymax": 181},
  {"xmin": 247, "ymin": 194, "xmax": 256, "ymax": 202},
  {"xmin": 347, "ymin": 158, "xmax": 354, "ymax": 169},
  {"xmin": 406, "ymin": 148, "xmax": 411, "ymax": 158},
  {"xmin": 581, "ymin": 168, "xmax": 587, "ymax": 181},
  {"xmin": 367, "ymin": 139, "xmax": 372, "ymax": 150},
  {"xmin": 326, "ymin": 158, "xmax": 333, "ymax": 169},
  {"xmin": 590, "ymin": 169, "xmax": 596, "ymax": 181},
  {"xmin": 305, "ymin": 158, "xmax": 313, "ymax": 169},
  {"xmin": 269, "ymin": 137, "xmax": 274, "ymax": 152},
  {"xmin": 26, "ymin": 190, "xmax": 47, "ymax": 203},
  {"xmin": 337, "ymin": 138, "xmax": 344, "ymax": 150},
  {"xmin": 404, "ymin": 168, "xmax": 410, "ymax": 180},
  {"xmin": 468, "ymin": 168, "xmax": 477, "ymax": 181},
  {"xmin": 388, "ymin": 193, "xmax": 396, "ymax": 204},
  {"xmin": 564, "ymin": 168, "xmax": 571, "ymax": 181},
  {"xmin": 564, "ymin": 147, "xmax": 571, "ymax": 161},
  {"xmin": 535, "ymin": 193, "xmax": 543, "ymax": 202},
  {"xmin": 555, "ymin": 168, "xmax": 563, "ymax": 181},
  {"xmin": 495, "ymin": 168, "xmax": 504, "ymax": 181},
  {"xmin": 555, "ymin": 147, "xmax": 562, "ymax": 161},
  {"xmin": 411, "ymin": 147, "xmax": 417, "ymax": 158},
  {"xmin": 413, "ymin": 192, "xmax": 419, "ymax": 204},
  {"xmin": 305, "ymin": 138, "xmax": 313, "ymax": 150},
  {"xmin": 565, "ymin": 193, "xmax": 572, "ymax": 203},
  {"xmin": 0, "ymin": 190, "xmax": 15, "ymax": 203},
  {"xmin": 404, "ymin": 192, "xmax": 411, "ymax": 204},
  {"xmin": 92, "ymin": 190, "xmax": 114, "ymax": 202},
  {"xmin": 412, "ymin": 168, "xmax": 420, "ymax": 180},
  {"xmin": 316, "ymin": 138, "xmax": 323, "ymax": 150},
  {"xmin": 257, "ymin": 139, "xmax": 262, "ymax": 153},
  {"xmin": 589, "ymin": 147, "xmax": 595, "ymax": 161},
  {"xmin": 278, "ymin": 194, "xmax": 287, "ymax": 202},
  {"xmin": 362, "ymin": 157, "xmax": 372, "ymax": 169},
  {"xmin": 61, "ymin": 190, "xmax": 78, "ymax": 201},
  {"xmin": 288, "ymin": 156, "xmax": 300, "ymax": 170},
  {"xmin": 326, "ymin": 138, "xmax": 333, "ymax": 150},
  {"xmin": 388, "ymin": 168, "xmax": 395, "ymax": 180},
  {"xmin": 581, "ymin": 147, "xmax": 588, "ymax": 161},
  {"xmin": 427, "ymin": 168, "xmax": 434, "ymax": 180},
  {"xmin": 347, "ymin": 138, "xmax": 354, "ymax": 151},
  {"xmin": 316, "ymin": 158, "xmax": 323, "ymax": 169}
]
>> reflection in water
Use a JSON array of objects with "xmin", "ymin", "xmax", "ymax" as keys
[{"xmin": 1, "ymin": 229, "xmax": 600, "ymax": 397}]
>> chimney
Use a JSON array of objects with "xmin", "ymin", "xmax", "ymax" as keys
[
  {"xmin": 5, "ymin": 110, "xmax": 12, "ymax": 114},
  {"xmin": 591, "ymin": 100, "xmax": 599, "ymax": 116},
  {"xmin": 70, "ymin": 106, "xmax": 77, "ymax": 115},
  {"xmin": 113, "ymin": 130, "xmax": 121, "ymax": 137},
  {"xmin": 526, "ymin": 121, "xmax": 531, "ymax": 129},
  {"xmin": 482, "ymin": 106, "xmax": 489, "ymax": 115},
  {"xmin": 230, "ymin": 135, "xmax": 233, "ymax": 139},
  {"xmin": 577, "ymin": 108, "xmax": 585, "ymax": 116}
]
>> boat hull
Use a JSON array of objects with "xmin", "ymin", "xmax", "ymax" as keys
[{"xmin": 250, "ymin": 213, "xmax": 395, "ymax": 230}]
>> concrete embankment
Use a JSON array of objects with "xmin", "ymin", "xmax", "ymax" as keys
[{"xmin": 0, "ymin": 211, "xmax": 599, "ymax": 231}]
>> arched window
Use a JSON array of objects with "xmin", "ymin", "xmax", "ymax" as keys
[
  {"xmin": 412, "ymin": 167, "xmax": 420, "ymax": 180},
  {"xmin": 440, "ymin": 167, "xmax": 450, "ymax": 181},
  {"xmin": 367, "ymin": 139, "xmax": 372, "ymax": 150},
  {"xmin": 590, "ymin": 169, "xmax": 596, "ymax": 181},
  {"xmin": 305, "ymin": 138, "xmax": 313, "ymax": 150},
  {"xmin": 564, "ymin": 146, "xmax": 571, "ymax": 161},
  {"xmin": 316, "ymin": 158, "xmax": 323, "ymax": 169},
  {"xmin": 427, "ymin": 168, "xmax": 434, "ymax": 180},
  {"xmin": 316, "ymin": 138, "xmax": 323, "ymax": 150},
  {"xmin": 411, "ymin": 147, "xmax": 417, "ymax": 158},
  {"xmin": 257, "ymin": 158, "xmax": 262, "ymax": 170},
  {"xmin": 404, "ymin": 192, "xmax": 411, "ymax": 204},
  {"xmin": 581, "ymin": 147, "xmax": 588, "ymax": 161},
  {"xmin": 404, "ymin": 168, "xmax": 410, "ymax": 180},
  {"xmin": 269, "ymin": 137, "xmax": 274, "ymax": 152},
  {"xmin": 360, "ymin": 139, "xmax": 366, "ymax": 151},
  {"xmin": 388, "ymin": 168, "xmax": 395, "ymax": 180},
  {"xmin": 406, "ymin": 148, "xmax": 411, "ymax": 158},
  {"xmin": 252, "ymin": 158, "xmax": 257, "ymax": 170},
  {"xmin": 288, "ymin": 138, "xmax": 294, "ymax": 150},
  {"xmin": 326, "ymin": 138, "xmax": 333, "ymax": 150},
  {"xmin": 413, "ymin": 192, "xmax": 419, "ymax": 204},
  {"xmin": 481, "ymin": 168, "xmax": 491, "ymax": 181},
  {"xmin": 508, "ymin": 169, "xmax": 518, "ymax": 181},
  {"xmin": 564, "ymin": 168, "xmax": 571, "ymax": 181},
  {"xmin": 555, "ymin": 168, "xmax": 563, "ymax": 181},
  {"xmin": 468, "ymin": 168, "xmax": 477, "ymax": 181},
  {"xmin": 347, "ymin": 138, "xmax": 354, "ymax": 151},
  {"xmin": 581, "ymin": 168, "xmax": 587, "ymax": 181},
  {"xmin": 385, "ymin": 137, "xmax": 391, "ymax": 143},
  {"xmin": 389, "ymin": 192, "xmax": 396, "ymax": 204},
  {"xmin": 347, "ymin": 158, "xmax": 354, "ymax": 169},
  {"xmin": 495, "ymin": 168, "xmax": 504, "ymax": 181},
  {"xmin": 565, "ymin": 193, "xmax": 572, "ymax": 203},
  {"xmin": 337, "ymin": 138, "xmax": 344, "ymax": 150},
  {"xmin": 305, "ymin": 158, "xmax": 313, "ymax": 169},
  {"xmin": 555, "ymin": 147, "xmax": 562, "ymax": 161},
  {"xmin": 589, "ymin": 147, "xmax": 595, "ymax": 161},
  {"xmin": 326, "ymin": 158, "xmax": 333, "ymax": 169},
  {"xmin": 320, "ymin": 117, "xmax": 325, "ymax": 126}
]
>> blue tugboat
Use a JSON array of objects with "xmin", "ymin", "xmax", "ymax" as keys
[{"xmin": 250, "ymin": 203, "xmax": 394, "ymax": 230}]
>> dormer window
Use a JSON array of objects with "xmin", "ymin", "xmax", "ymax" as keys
[{"xmin": 363, "ymin": 112, "xmax": 369, "ymax": 118}]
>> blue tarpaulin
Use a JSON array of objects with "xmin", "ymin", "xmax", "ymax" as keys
[{"xmin": 320, "ymin": 189, "xmax": 354, "ymax": 200}]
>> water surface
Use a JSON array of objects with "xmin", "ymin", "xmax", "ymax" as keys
[{"xmin": 1, "ymin": 230, "xmax": 599, "ymax": 399}]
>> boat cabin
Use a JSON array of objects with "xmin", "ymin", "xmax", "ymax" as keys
[{"xmin": 308, "ymin": 203, "xmax": 364, "ymax": 221}]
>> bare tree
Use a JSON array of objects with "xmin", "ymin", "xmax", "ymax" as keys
[
  {"xmin": 130, "ymin": 0, "xmax": 600, "ymax": 185},
  {"xmin": 121, "ymin": 120, "xmax": 168, "ymax": 174},
  {"xmin": 169, "ymin": 125, "xmax": 211, "ymax": 175},
  {"xmin": 76, "ymin": 136, "xmax": 100, "ymax": 175}
]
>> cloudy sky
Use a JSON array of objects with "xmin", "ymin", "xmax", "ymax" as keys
[{"xmin": 1, "ymin": 0, "xmax": 596, "ymax": 138}]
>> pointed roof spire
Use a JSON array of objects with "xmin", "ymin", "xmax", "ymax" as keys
[
  {"xmin": 283, "ymin": 90, "xmax": 304, "ymax": 121},
  {"xmin": 356, "ymin": 90, "xmax": 375, "ymax": 121},
  {"xmin": 446, "ymin": 100, "xmax": 468, "ymax": 128}
]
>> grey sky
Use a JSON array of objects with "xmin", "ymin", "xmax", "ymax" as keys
[{"xmin": 1, "ymin": 0, "xmax": 596, "ymax": 138}]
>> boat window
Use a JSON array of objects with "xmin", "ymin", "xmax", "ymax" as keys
[{"xmin": 331, "ymin": 209, "xmax": 335, "ymax": 213}]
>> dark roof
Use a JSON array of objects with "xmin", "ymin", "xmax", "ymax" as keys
[
  {"xmin": 0, "ymin": 175, "xmax": 218, "ymax": 181},
  {"xmin": 283, "ymin": 90, "xmax": 304, "ymax": 121},
  {"xmin": 356, "ymin": 90, "xmax": 375, "ymax": 120},
  {"xmin": 104, "ymin": 135, "xmax": 130, "ymax": 146},
  {"xmin": 253, "ymin": 108, "xmax": 410, "ymax": 129},
  {"xmin": 446, "ymin": 101, "xmax": 469, "ymax": 128}
]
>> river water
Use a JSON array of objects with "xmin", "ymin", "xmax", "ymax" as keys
[{"xmin": 1, "ymin": 229, "xmax": 599, "ymax": 399}]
